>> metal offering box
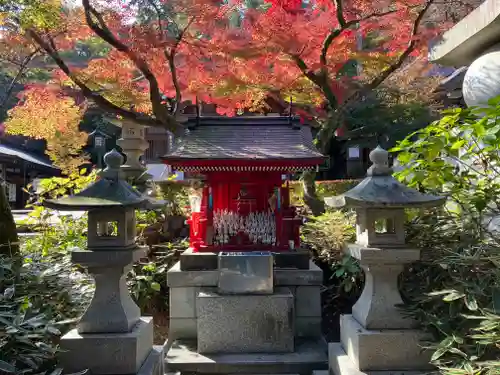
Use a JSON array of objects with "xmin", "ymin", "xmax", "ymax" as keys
[{"xmin": 217, "ymin": 251, "xmax": 273, "ymax": 295}]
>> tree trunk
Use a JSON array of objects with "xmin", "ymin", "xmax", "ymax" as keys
[
  {"xmin": 301, "ymin": 111, "xmax": 340, "ymax": 215},
  {"xmin": 0, "ymin": 183, "xmax": 19, "ymax": 256},
  {"xmin": 301, "ymin": 170, "xmax": 325, "ymax": 216}
]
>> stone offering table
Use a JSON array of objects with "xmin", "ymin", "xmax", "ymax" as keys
[{"xmin": 165, "ymin": 251, "xmax": 328, "ymax": 374}]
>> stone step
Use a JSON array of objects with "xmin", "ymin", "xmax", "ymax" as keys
[{"xmin": 165, "ymin": 338, "xmax": 328, "ymax": 375}]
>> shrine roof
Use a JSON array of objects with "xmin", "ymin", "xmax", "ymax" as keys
[{"xmin": 163, "ymin": 116, "xmax": 324, "ymax": 166}]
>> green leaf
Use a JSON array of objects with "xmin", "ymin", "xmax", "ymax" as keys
[
  {"xmin": 431, "ymin": 348, "xmax": 446, "ymax": 361},
  {"xmin": 492, "ymin": 289, "xmax": 500, "ymax": 313},
  {"xmin": 448, "ymin": 347, "xmax": 468, "ymax": 358},
  {"xmin": 443, "ymin": 291, "xmax": 466, "ymax": 302},
  {"xmin": 151, "ymin": 282, "xmax": 161, "ymax": 292},
  {"xmin": 451, "ymin": 139, "xmax": 466, "ymax": 150},
  {"xmin": 0, "ymin": 360, "xmax": 16, "ymax": 373},
  {"xmin": 464, "ymin": 295, "xmax": 479, "ymax": 311},
  {"xmin": 47, "ymin": 325, "xmax": 61, "ymax": 335}
]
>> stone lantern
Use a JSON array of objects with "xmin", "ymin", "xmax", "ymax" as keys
[
  {"xmin": 324, "ymin": 146, "xmax": 445, "ymax": 375},
  {"xmin": 115, "ymin": 118, "xmax": 151, "ymax": 182},
  {"xmin": 43, "ymin": 149, "xmax": 160, "ymax": 375}
]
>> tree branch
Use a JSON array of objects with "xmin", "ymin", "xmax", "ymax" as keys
[
  {"xmin": 361, "ymin": 0, "xmax": 434, "ymax": 93},
  {"xmin": 320, "ymin": 8, "xmax": 398, "ymax": 67},
  {"xmin": 314, "ymin": 0, "xmax": 435, "ymax": 152},
  {"xmin": 0, "ymin": 48, "xmax": 41, "ymax": 111},
  {"xmin": 164, "ymin": 17, "xmax": 195, "ymax": 115},
  {"xmin": 146, "ymin": 0, "xmax": 165, "ymax": 40},
  {"xmin": 333, "ymin": 0, "xmax": 347, "ymax": 28},
  {"xmin": 81, "ymin": 0, "xmax": 178, "ymax": 130},
  {"xmin": 25, "ymin": 29, "xmax": 164, "ymax": 128}
]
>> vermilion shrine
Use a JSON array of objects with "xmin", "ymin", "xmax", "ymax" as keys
[
  {"xmin": 163, "ymin": 116, "xmax": 328, "ymax": 373},
  {"xmin": 162, "ymin": 116, "xmax": 324, "ymax": 253}
]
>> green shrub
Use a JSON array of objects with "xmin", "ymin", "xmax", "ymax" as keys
[
  {"xmin": 301, "ymin": 210, "xmax": 356, "ymax": 266},
  {"xmin": 394, "ymin": 96, "xmax": 500, "ymax": 375},
  {"xmin": 290, "ymin": 179, "xmax": 361, "ymax": 206},
  {"xmin": 301, "ymin": 209, "xmax": 362, "ymax": 293},
  {"xmin": 128, "ymin": 240, "xmax": 186, "ymax": 314},
  {"xmin": 157, "ymin": 181, "xmax": 190, "ymax": 216},
  {"xmin": 0, "ymin": 252, "xmax": 92, "ymax": 374}
]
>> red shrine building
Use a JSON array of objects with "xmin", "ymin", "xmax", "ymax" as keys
[{"xmin": 162, "ymin": 116, "xmax": 325, "ymax": 253}]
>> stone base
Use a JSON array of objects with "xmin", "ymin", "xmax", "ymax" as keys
[
  {"xmin": 339, "ymin": 315, "xmax": 432, "ymax": 372},
  {"xmin": 59, "ymin": 317, "xmax": 154, "ymax": 374},
  {"xmin": 328, "ymin": 343, "xmax": 435, "ymax": 375},
  {"xmin": 167, "ymin": 261, "xmax": 323, "ymax": 342},
  {"xmin": 165, "ymin": 338, "xmax": 328, "ymax": 374},
  {"xmin": 274, "ymin": 251, "xmax": 311, "ymax": 269},
  {"xmin": 179, "ymin": 249, "xmax": 312, "ymax": 271},
  {"xmin": 196, "ymin": 287, "xmax": 294, "ymax": 353},
  {"xmin": 138, "ymin": 345, "xmax": 165, "ymax": 375},
  {"xmin": 180, "ymin": 249, "xmax": 218, "ymax": 271}
]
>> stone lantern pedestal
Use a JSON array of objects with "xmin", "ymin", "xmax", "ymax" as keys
[
  {"xmin": 323, "ymin": 147, "xmax": 445, "ymax": 375},
  {"xmin": 44, "ymin": 150, "xmax": 163, "ymax": 375}
]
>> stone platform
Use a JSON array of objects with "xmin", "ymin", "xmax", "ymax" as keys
[
  {"xmin": 165, "ymin": 338, "xmax": 328, "ymax": 374},
  {"xmin": 325, "ymin": 343, "xmax": 434, "ymax": 375},
  {"xmin": 168, "ymin": 260, "xmax": 323, "ymax": 341},
  {"xmin": 197, "ymin": 287, "xmax": 294, "ymax": 353},
  {"xmin": 179, "ymin": 249, "xmax": 311, "ymax": 271}
]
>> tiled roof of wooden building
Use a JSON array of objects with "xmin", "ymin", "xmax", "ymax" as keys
[{"xmin": 163, "ymin": 116, "xmax": 323, "ymax": 162}]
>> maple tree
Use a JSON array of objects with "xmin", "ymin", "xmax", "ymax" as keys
[
  {"xmin": 0, "ymin": 0, "xmax": 478, "ymax": 214},
  {"xmin": 4, "ymin": 85, "xmax": 88, "ymax": 173},
  {"xmin": 194, "ymin": 0, "xmax": 477, "ymax": 213}
]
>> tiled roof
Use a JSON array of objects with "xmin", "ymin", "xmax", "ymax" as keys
[
  {"xmin": 163, "ymin": 116, "xmax": 323, "ymax": 162},
  {"xmin": 0, "ymin": 143, "xmax": 58, "ymax": 171}
]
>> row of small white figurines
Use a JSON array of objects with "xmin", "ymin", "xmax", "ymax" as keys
[{"xmin": 212, "ymin": 209, "xmax": 277, "ymax": 244}]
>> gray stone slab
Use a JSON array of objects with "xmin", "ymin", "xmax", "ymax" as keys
[
  {"xmin": 346, "ymin": 244, "xmax": 420, "ymax": 265},
  {"xmin": 165, "ymin": 338, "xmax": 328, "ymax": 374},
  {"xmin": 329, "ymin": 343, "xmax": 434, "ymax": 375},
  {"xmin": 296, "ymin": 286, "xmax": 322, "ymax": 317},
  {"xmin": 167, "ymin": 260, "xmax": 323, "ymax": 288},
  {"xmin": 137, "ymin": 345, "xmax": 165, "ymax": 375},
  {"xmin": 274, "ymin": 261, "xmax": 323, "ymax": 286},
  {"xmin": 274, "ymin": 251, "xmax": 311, "ymax": 269},
  {"xmin": 196, "ymin": 287, "xmax": 294, "ymax": 353},
  {"xmin": 170, "ymin": 287, "xmax": 197, "ymax": 318},
  {"xmin": 296, "ymin": 316, "xmax": 322, "ymax": 338},
  {"xmin": 167, "ymin": 261, "xmax": 219, "ymax": 287},
  {"xmin": 169, "ymin": 317, "xmax": 197, "ymax": 340},
  {"xmin": 429, "ymin": 0, "xmax": 500, "ymax": 66},
  {"xmin": 218, "ymin": 252, "xmax": 273, "ymax": 295},
  {"xmin": 59, "ymin": 317, "xmax": 153, "ymax": 374},
  {"xmin": 340, "ymin": 315, "xmax": 432, "ymax": 371},
  {"xmin": 180, "ymin": 249, "xmax": 218, "ymax": 271},
  {"xmin": 71, "ymin": 247, "xmax": 147, "ymax": 267}
]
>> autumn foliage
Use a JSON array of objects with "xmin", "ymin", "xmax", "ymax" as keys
[
  {"xmin": 5, "ymin": 86, "xmax": 88, "ymax": 173},
  {"xmin": 0, "ymin": 0, "xmax": 475, "ymax": 172}
]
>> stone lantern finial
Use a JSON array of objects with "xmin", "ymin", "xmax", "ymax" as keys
[
  {"xmin": 100, "ymin": 148, "xmax": 124, "ymax": 179},
  {"xmin": 367, "ymin": 145, "xmax": 392, "ymax": 176}
]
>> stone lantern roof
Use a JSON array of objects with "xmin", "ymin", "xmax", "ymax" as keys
[
  {"xmin": 44, "ymin": 149, "xmax": 150, "ymax": 211},
  {"xmin": 325, "ymin": 146, "xmax": 446, "ymax": 209}
]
